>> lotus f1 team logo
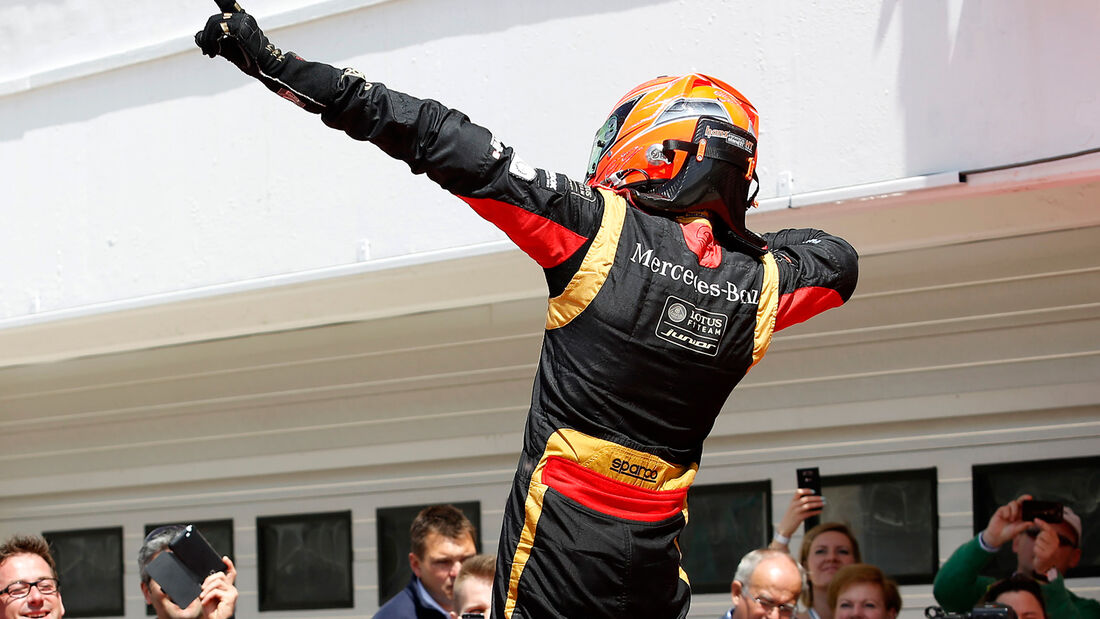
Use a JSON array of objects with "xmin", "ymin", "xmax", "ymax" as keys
[{"xmin": 656, "ymin": 295, "xmax": 727, "ymax": 356}]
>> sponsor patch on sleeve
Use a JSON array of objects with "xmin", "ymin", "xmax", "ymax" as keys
[
  {"xmin": 540, "ymin": 170, "xmax": 559, "ymax": 191},
  {"xmin": 508, "ymin": 154, "xmax": 537, "ymax": 182},
  {"xmin": 537, "ymin": 171, "xmax": 570, "ymax": 193},
  {"xmin": 535, "ymin": 172, "xmax": 596, "ymax": 201},
  {"xmin": 568, "ymin": 178, "xmax": 596, "ymax": 202},
  {"xmin": 489, "ymin": 135, "xmax": 505, "ymax": 160}
]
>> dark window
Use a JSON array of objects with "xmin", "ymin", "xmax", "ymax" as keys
[
  {"xmin": 820, "ymin": 467, "xmax": 939, "ymax": 584},
  {"xmin": 41, "ymin": 527, "xmax": 124, "ymax": 617},
  {"xmin": 256, "ymin": 510, "xmax": 353, "ymax": 611},
  {"xmin": 973, "ymin": 455, "xmax": 1100, "ymax": 579},
  {"xmin": 376, "ymin": 502, "xmax": 481, "ymax": 606},
  {"xmin": 142, "ymin": 520, "xmax": 234, "ymax": 616},
  {"xmin": 679, "ymin": 480, "xmax": 772, "ymax": 594}
]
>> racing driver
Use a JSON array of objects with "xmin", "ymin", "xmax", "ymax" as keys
[{"xmin": 196, "ymin": 7, "xmax": 859, "ymax": 619}]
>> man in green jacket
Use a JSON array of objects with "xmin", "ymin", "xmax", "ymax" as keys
[{"xmin": 933, "ymin": 494, "xmax": 1098, "ymax": 619}]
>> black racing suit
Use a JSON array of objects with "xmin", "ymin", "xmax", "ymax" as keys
[{"xmin": 240, "ymin": 57, "xmax": 858, "ymax": 619}]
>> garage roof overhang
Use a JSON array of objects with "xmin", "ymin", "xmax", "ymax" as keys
[{"xmin": 2, "ymin": 151, "xmax": 1099, "ymax": 369}]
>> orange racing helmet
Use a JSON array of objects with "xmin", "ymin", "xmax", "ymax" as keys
[{"xmin": 584, "ymin": 74, "xmax": 765, "ymax": 254}]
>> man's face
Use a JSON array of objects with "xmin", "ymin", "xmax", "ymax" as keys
[
  {"xmin": 731, "ymin": 557, "xmax": 802, "ymax": 619},
  {"xmin": 0, "ymin": 554, "xmax": 64, "ymax": 619},
  {"xmin": 452, "ymin": 575, "xmax": 492, "ymax": 618},
  {"xmin": 141, "ymin": 552, "xmax": 203, "ymax": 619},
  {"xmin": 409, "ymin": 531, "xmax": 477, "ymax": 612},
  {"xmin": 1012, "ymin": 521, "xmax": 1081, "ymax": 575},
  {"xmin": 994, "ymin": 591, "xmax": 1045, "ymax": 619}
]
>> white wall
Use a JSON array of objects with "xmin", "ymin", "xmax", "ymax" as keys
[{"xmin": 3, "ymin": 0, "xmax": 1099, "ymax": 320}]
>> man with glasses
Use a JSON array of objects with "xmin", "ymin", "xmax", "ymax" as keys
[
  {"xmin": 0, "ymin": 534, "xmax": 64, "ymax": 619},
  {"xmin": 724, "ymin": 549, "xmax": 803, "ymax": 619},
  {"xmin": 138, "ymin": 525, "xmax": 238, "ymax": 619},
  {"xmin": 933, "ymin": 494, "xmax": 1099, "ymax": 619}
]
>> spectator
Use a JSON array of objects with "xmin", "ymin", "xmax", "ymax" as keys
[
  {"xmin": 0, "ymin": 534, "xmax": 64, "ymax": 619},
  {"xmin": 827, "ymin": 563, "xmax": 901, "ymax": 619},
  {"xmin": 980, "ymin": 575, "xmax": 1047, "ymax": 619},
  {"xmin": 451, "ymin": 554, "xmax": 494, "ymax": 619},
  {"xmin": 782, "ymin": 522, "xmax": 862, "ymax": 619},
  {"xmin": 933, "ymin": 494, "xmax": 1098, "ymax": 619},
  {"xmin": 138, "ymin": 525, "xmax": 238, "ymax": 619},
  {"xmin": 375, "ymin": 505, "xmax": 477, "ymax": 619},
  {"xmin": 722, "ymin": 549, "xmax": 803, "ymax": 619}
]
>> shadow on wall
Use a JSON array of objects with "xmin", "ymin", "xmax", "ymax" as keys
[
  {"xmin": 0, "ymin": 0, "xmax": 670, "ymax": 141},
  {"xmin": 881, "ymin": 0, "xmax": 1100, "ymax": 174}
]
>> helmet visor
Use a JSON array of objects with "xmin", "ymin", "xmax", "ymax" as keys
[{"xmin": 586, "ymin": 96, "xmax": 641, "ymax": 181}]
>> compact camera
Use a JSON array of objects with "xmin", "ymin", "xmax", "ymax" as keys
[{"xmin": 1021, "ymin": 500, "xmax": 1063, "ymax": 524}]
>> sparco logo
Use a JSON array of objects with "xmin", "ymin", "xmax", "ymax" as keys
[{"xmin": 611, "ymin": 458, "xmax": 659, "ymax": 483}]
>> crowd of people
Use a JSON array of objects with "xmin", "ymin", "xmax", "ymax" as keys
[
  {"xmin": 720, "ymin": 491, "xmax": 1097, "ymax": 619},
  {"xmin": 0, "ymin": 505, "xmax": 490, "ymax": 619},
  {"xmin": 2, "ymin": 495, "xmax": 1094, "ymax": 619},
  {"xmin": 0, "ymin": 527, "xmax": 238, "ymax": 619},
  {"xmin": 934, "ymin": 494, "xmax": 1094, "ymax": 619}
]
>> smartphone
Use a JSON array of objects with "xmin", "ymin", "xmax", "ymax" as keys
[
  {"xmin": 146, "ymin": 551, "xmax": 203, "ymax": 608},
  {"xmin": 797, "ymin": 467, "xmax": 822, "ymax": 531},
  {"xmin": 169, "ymin": 525, "xmax": 226, "ymax": 578},
  {"xmin": 1021, "ymin": 500, "xmax": 1063, "ymax": 524}
]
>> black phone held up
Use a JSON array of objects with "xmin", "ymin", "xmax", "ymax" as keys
[
  {"xmin": 797, "ymin": 467, "xmax": 822, "ymax": 531},
  {"xmin": 1021, "ymin": 499, "xmax": 1063, "ymax": 524},
  {"xmin": 170, "ymin": 525, "xmax": 226, "ymax": 578},
  {"xmin": 146, "ymin": 525, "xmax": 225, "ymax": 608},
  {"xmin": 146, "ymin": 552, "xmax": 203, "ymax": 609}
]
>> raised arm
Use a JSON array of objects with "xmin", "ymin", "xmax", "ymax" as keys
[{"xmin": 195, "ymin": 10, "xmax": 603, "ymax": 278}]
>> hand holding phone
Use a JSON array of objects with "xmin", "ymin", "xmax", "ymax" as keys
[
  {"xmin": 796, "ymin": 467, "xmax": 822, "ymax": 531},
  {"xmin": 146, "ymin": 552, "xmax": 203, "ymax": 608},
  {"xmin": 1021, "ymin": 500, "xmax": 1063, "ymax": 524},
  {"xmin": 146, "ymin": 526, "xmax": 227, "ymax": 609},
  {"xmin": 170, "ymin": 526, "xmax": 226, "ymax": 578}
]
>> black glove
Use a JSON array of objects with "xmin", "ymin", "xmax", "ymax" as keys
[
  {"xmin": 196, "ymin": 12, "xmax": 283, "ymax": 79},
  {"xmin": 195, "ymin": 12, "xmax": 342, "ymax": 113}
]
